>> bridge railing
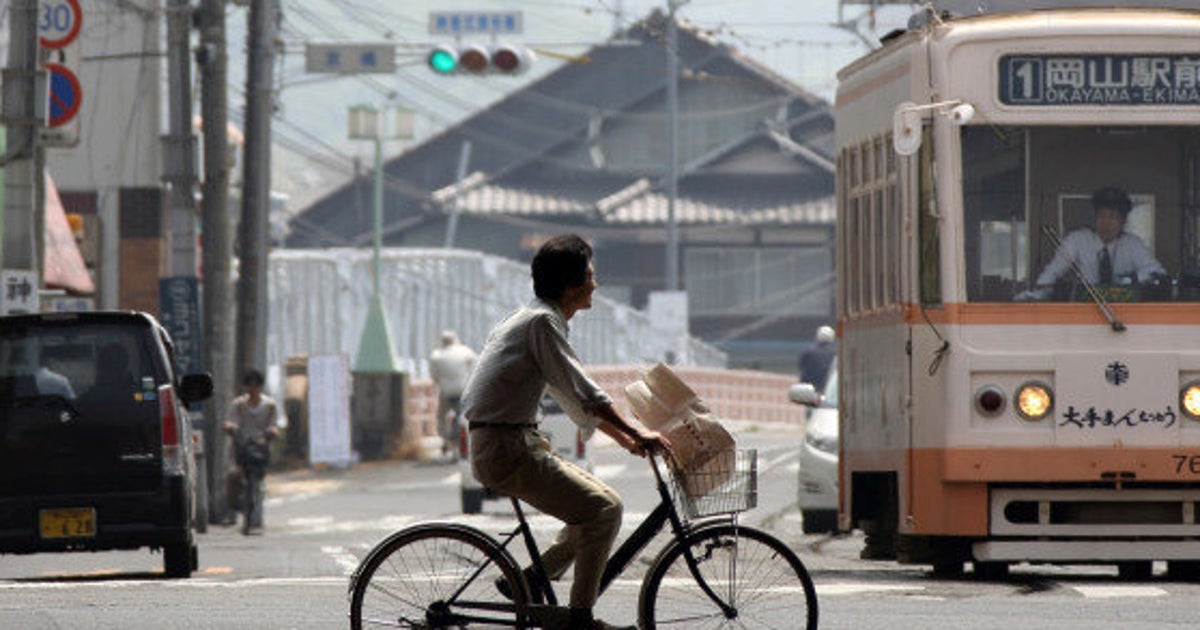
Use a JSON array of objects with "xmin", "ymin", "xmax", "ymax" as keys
[{"xmin": 403, "ymin": 365, "xmax": 802, "ymax": 452}]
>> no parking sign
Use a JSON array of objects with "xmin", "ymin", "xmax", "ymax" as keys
[{"xmin": 43, "ymin": 62, "xmax": 81, "ymax": 127}]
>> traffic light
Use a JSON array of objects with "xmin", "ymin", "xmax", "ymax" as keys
[
  {"xmin": 426, "ymin": 44, "xmax": 535, "ymax": 76},
  {"xmin": 428, "ymin": 45, "xmax": 458, "ymax": 75}
]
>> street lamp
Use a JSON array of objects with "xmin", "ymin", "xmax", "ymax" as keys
[{"xmin": 348, "ymin": 104, "xmax": 414, "ymax": 373}]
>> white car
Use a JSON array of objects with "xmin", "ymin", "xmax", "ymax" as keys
[
  {"xmin": 458, "ymin": 396, "xmax": 593, "ymax": 514},
  {"xmin": 789, "ymin": 360, "xmax": 839, "ymax": 534}
]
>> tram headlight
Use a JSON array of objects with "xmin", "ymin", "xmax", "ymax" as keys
[
  {"xmin": 1181, "ymin": 381, "xmax": 1200, "ymax": 420},
  {"xmin": 974, "ymin": 385, "xmax": 1006, "ymax": 416},
  {"xmin": 1015, "ymin": 382, "xmax": 1053, "ymax": 421}
]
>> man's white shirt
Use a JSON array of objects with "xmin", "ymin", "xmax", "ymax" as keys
[{"xmin": 1035, "ymin": 229, "xmax": 1164, "ymax": 287}]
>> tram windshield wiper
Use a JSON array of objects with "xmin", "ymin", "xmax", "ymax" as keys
[{"xmin": 1040, "ymin": 224, "xmax": 1126, "ymax": 332}]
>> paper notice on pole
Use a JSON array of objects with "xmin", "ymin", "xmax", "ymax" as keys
[{"xmin": 307, "ymin": 354, "xmax": 354, "ymax": 468}]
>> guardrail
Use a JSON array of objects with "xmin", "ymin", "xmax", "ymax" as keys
[{"xmin": 403, "ymin": 365, "xmax": 803, "ymax": 451}]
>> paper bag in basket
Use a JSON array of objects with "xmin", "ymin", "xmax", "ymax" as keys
[{"xmin": 624, "ymin": 363, "xmax": 734, "ymax": 497}]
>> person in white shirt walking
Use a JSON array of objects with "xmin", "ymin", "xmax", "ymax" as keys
[
  {"xmin": 223, "ymin": 369, "xmax": 285, "ymax": 535},
  {"xmin": 428, "ymin": 330, "xmax": 477, "ymax": 459},
  {"xmin": 1017, "ymin": 187, "xmax": 1165, "ymax": 301}
]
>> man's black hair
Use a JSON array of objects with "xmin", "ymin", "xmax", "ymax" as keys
[
  {"xmin": 1092, "ymin": 187, "xmax": 1133, "ymax": 218},
  {"xmin": 242, "ymin": 369, "xmax": 265, "ymax": 387},
  {"xmin": 531, "ymin": 234, "xmax": 592, "ymax": 301}
]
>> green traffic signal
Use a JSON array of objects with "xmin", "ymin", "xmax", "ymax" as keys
[{"xmin": 428, "ymin": 46, "xmax": 457, "ymax": 74}]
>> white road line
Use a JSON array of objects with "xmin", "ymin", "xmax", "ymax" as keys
[
  {"xmin": 1072, "ymin": 585, "xmax": 1168, "ymax": 598},
  {"xmin": 282, "ymin": 514, "xmax": 416, "ymax": 535},
  {"xmin": 321, "ymin": 545, "xmax": 362, "ymax": 576},
  {"xmin": 816, "ymin": 582, "xmax": 926, "ymax": 596}
]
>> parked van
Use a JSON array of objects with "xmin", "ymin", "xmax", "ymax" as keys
[{"xmin": 0, "ymin": 311, "xmax": 213, "ymax": 577}]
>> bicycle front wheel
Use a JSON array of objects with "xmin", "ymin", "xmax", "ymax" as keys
[
  {"xmin": 350, "ymin": 524, "xmax": 528, "ymax": 629},
  {"xmin": 638, "ymin": 524, "xmax": 817, "ymax": 630}
]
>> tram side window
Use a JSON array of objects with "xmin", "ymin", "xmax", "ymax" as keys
[{"xmin": 962, "ymin": 126, "xmax": 1027, "ymax": 302}]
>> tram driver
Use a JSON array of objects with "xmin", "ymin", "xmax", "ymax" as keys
[{"xmin": 1015, "ymin": 187, "xmax": 1166, "ymax": 301}]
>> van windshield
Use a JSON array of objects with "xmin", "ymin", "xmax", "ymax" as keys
[
  {"xmin": 0, "ymin": 323, "xmax": 154, "ymax": 407},
  {"xmin": 961, "ymin": 125, "xmax": 1200, "ymax": 303}
]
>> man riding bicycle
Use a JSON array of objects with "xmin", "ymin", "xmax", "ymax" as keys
[{"xmin": 461, "ymin": 234, "xmax": 672, "ymax": 630}]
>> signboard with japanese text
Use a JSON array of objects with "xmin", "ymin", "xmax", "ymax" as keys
[
  {"xmin": 1000, "ymin": 54, "xmax": 1200, "ymax": 106},
  {"xmin": 1, "ymin": 270, "xmax": 40, "ymax": 315},
  {"xmin": 305, "ymin": 43, "xmax": 396, "ymax": 74},
  {"xmin": 428, "ymin": 11, "xmax": 522, "ymax": 35},
  {"xmin": 159, "ymin": 277, "xmax": 203, "ymax": 376}
]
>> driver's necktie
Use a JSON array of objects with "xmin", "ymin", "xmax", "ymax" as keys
[{"xmin": 1099, "ymin": 246, "xmax": 1113, "ymax": 284}]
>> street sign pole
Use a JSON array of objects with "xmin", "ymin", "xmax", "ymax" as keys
[{"xmin": 2, "ymin": 0, "xmax": 41, "ymax": 279}]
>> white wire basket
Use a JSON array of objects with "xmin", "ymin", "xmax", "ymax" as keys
[{"xmin": 669, "ymin": 449, "xmax": 758, "ymax": 520}]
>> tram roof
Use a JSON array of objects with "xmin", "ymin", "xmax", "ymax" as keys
[{"xmin": 927, "ymin": 0, "xmax": 1200, "ymax": 17}]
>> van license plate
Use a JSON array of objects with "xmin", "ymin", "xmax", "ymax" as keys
[{"xmin": 39, "ymin": 508, "xmax": 96, "ymax": 539}]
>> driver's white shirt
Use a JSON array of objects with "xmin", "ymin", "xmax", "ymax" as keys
[{"xmin": 1035, "ymin": 229, "xmax": 1164, "ymax": 287}]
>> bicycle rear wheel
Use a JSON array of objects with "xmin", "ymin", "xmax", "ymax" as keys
[
  {"xmin": 638, "ymin": 524, "xmax": 817, "ymax": 630},
  {"xmin": 350, "ymin": 524, "xmax": 528, "ymax": 629}
]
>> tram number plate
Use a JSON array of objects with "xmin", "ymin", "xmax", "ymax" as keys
[
  {"xmin": 39, "ymin": 508, "xmax": 96, "ymax": 539},
  {"xmin": 1171, "ymin": 455, "xmax": 1200, "ymax": 475}
]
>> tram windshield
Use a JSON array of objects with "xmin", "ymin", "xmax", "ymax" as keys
[{"xmin": 962, "ymin": 125, "xmax": 1200, "ymax": 303}]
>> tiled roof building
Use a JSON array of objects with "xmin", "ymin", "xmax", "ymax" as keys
[{"xmin": 287, "ymin": 11, "xmax": 835, "ymax": 372}]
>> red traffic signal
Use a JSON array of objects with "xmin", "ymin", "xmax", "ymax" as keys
[{"xmin": 491, "ymin": 44, "xmax": 535, "ymax": 75}]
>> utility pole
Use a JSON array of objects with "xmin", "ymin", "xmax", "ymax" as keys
[
  {"xmin": 164, "ymin": 0, "xmax": 198, "ymax": 276},
  {"xmin": 664, "ymin": 1, "xmax": 681, "ymax": 291},
  {"xmin": 442, "ymin": 141, "xmax": 472, "ymax": 249},
  {"xmin": 235, "ymin": 0, "xmax": 277, "ymax": 377},
  {"xmin": 197, "ymin": 0, "xmax": 234, "ymax": 524},
  {"xmin": 2, "ymin": 0, "xmax": 39, "ymax": 274}
]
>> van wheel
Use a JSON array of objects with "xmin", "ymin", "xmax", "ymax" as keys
[
  {"xmin": 461, "ymin": 488, "xmax": 484, "ymax": 514},
  {"xmin": 164, "ymin": 542, "xmax": 195, "ymax": 578}
]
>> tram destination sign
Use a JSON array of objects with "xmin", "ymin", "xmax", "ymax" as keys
[{"xmin": 1000, "ymin": 54, "xmax": 1200, "ymax": 106}]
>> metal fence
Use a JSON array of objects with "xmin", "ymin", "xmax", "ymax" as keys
[{"xmin": 268, "ymin": 248, "xmax": 727, "ymax": 376}]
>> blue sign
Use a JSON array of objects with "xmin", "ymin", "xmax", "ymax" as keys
[
  {"xmin": 1000, "ymin": 54, "xmax": 1200, "ymax": 106},
  {"xmin": 44, "ymin": 62, "xmax": 81, "ymax": 127},
  {"xmin": 159, "ymin": 277, "xmax": 203, "ymax": 377},
  {"xmin": 429, "ymin": 11, "xmax": 523, "ymax": 35}
]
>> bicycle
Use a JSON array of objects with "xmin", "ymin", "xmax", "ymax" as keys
[{"xmin": 348, "ymin": 448, "xmax": 818, "ymax": 629}]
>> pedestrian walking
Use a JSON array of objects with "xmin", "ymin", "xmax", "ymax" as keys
[
  {"xmin": 428, "ymin": 330, "xmax": 477, "ymax": 459},
  {"xmin": 223, "ymin": 369, "xmax": 285, "ymax": 535}
]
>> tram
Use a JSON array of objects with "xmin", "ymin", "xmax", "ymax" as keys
[{"xmin": 834, "ymin": 0, "xmax": 1200, "ymax": 578}]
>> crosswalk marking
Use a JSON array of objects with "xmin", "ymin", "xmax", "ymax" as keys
[
  {"xmin": 1071, "ymin": 585, "xmax": 1168, "ymax": 598},
  {"xmin": 321, "ymin": 545, "xmax": 362, "ymax": 575},
  {"xmin": 816, "ymin": 582, "xmax": 925, "ymax": 596}
]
